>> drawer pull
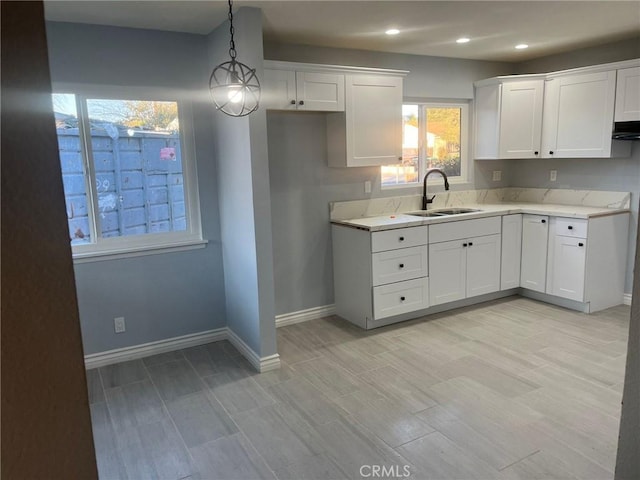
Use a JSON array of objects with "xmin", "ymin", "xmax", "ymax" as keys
[
  {"xmin": 400, "ymin": 296, "xmax": 406, "ymax": 301},
  {"xmin": 399, "ymin": 263, "xmax": 404, "ymax": 269},
  {"xmin": 568, "ymin": 226, "xmax": 573, "ymax": 230},
  {"xmin": 468, "ymin": 242, "xmax": 473, "ymax": 247},
  {"xmin": 462, "ymin": 243, "xmax": 468, "ymax": 247},
  {"xmin": 399, "ymin": 236, "xmax": 405, "ymax": 241},
  {"xmin": 578, "ymin": 242, "xmax": 584, "ymax": 247}
]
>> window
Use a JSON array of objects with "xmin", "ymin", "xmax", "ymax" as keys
[
  {"xmin": 52, "ymin": 92, "xmax": 202, "ymax": 259},
  {"xmin": 381, "ymin": 102, "xmax": 469, "ymax": 187}
]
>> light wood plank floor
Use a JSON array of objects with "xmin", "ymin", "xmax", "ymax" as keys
[{"xmin": 88, "ymin": 297, "xmax": 629, "ymax": 479}]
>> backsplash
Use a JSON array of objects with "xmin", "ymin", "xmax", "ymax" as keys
[{"xmin": 329, "ymin": 188, "xmax": 631, "ymax": 220}]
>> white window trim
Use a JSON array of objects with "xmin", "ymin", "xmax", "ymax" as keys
[
  {"xmin": 382, "ymin": 100, "xmax": 471, "ymax": 190},
  {"xmin": 52, "ymin": 84, "xmax": 203, "ymax": 260}
]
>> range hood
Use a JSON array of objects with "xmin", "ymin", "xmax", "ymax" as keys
[{"xmin": 612, "ymin": 121, "xmax": 640, "ymax": 140}]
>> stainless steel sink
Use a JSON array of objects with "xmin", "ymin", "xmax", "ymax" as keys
[
  {"xmin": 407, "ymin": 208, "xmax": 481, "ymax": 217},
  {"xmin": 432, "ymin": 208, "xmax": 481, "ymax": 215},
  {"xmin": 406, "ymin": 211, "xmax": 449, "ymax": 217}
]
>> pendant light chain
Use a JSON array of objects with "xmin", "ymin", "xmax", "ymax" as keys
[{"xmin": 227, "ymin": 0, "xmax": 237, "ymax": 60}]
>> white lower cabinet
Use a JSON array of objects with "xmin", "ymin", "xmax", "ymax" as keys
[
  {"xmin": 548, "ymin": 235, "xmax": 586, "ymax": 301},
  {"xmin": 332, "ymin": 224, "xmax": 429, "ymax": 328},
  {"xmin": 520, "ymin": 214, "xmax": 549, "ymax": 292},
  {"xmin": 333, "ymin": 210, "xmax": 629, "ymax": 330},
  {"xmin": 428, "ymin": 217, "xmax": 502, "ymax": 307},
  {"xmin": 532, "ymin": 214, "xmax": 628, "ymax": 313},
  {"xmin": 466, "ymin": 234, "xmax": 502, "ymax": 297},
  {"xmin": 501, "ymin": 214, "xmax": 522, "ymax": 290},
  {"xmin": 429, "ymin": 234, "xmax": 501, "ymax": 306},
  {"xmin": 428, "ymin": 240, "xmax": 466, "ymax": 305}
]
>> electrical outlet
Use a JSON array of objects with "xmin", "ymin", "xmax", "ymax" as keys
[
  {"xmin": 550, "ymin": 170, "xmax": 557, "ymax": 182},
  {"xmin": 114, "ymin": 317, "xmax": 126, "ymax": 334},
  {"xmin": 492, "ymin": 170, "xmax": 502, "ymax": 182},
  {"xmin": 364, "ymin": 181, "xmax": 372, "ymax": 193}
]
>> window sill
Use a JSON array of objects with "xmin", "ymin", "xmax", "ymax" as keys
[
  {"xmin": 72, "ymin": 239, "xmax": 209, "ymax": 264},
  {"xmin": 381, "ymin": 178, "xmax": 471, "ymax": 191}
]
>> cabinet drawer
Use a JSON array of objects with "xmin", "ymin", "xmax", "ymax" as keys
[
  {"xmin": 554, "ymin": 217, "xmax": 588, "ymax": 238},
  {"xmin": 372, "ymin": 245, "xmax": 428, "ymax": 286},
  {"xmin": 373, "ymin": 277, "xmax": 429, "ymax": 319},
  {"xmin": 429, "ymin": 216, "xmax": 501, "ymax": 244},
  {"xmin": 371, "ymin": 225, "xmax": 428, "ymax": 252}
]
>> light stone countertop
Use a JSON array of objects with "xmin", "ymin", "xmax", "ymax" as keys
[{"xmin": 331, "ymin": 202, "xmax": 630, "ymax": 231}]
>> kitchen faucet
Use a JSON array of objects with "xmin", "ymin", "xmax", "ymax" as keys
[{"xmin": 422, "ymin": 168, "xmax": 450, "ymax": 210}]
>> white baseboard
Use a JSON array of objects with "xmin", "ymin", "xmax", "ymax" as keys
[
  {"xmin": 226, "ymin": 328, "xmax": 281, "ymax": 372},
  {"xmin": 623, "ymin": 293, "xmax": 633, "ymax": 306},
  {"xmin": 84, "ymin": 328, "xmax": 226, "ymax": 369},
  {"xmin": 85, "ymin": 326, "xmax": 280, "ymax": 372},
  {"xmin": 275, "ymin": 304, "xmax": 336, "ymax": 328}
]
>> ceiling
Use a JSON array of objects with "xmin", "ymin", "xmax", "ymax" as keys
[{"xmin": 44, "ymin": 1, "xmax": 640, "ymax": 62}]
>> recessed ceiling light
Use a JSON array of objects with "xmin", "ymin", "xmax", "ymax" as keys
[
  {"xmin": 515, "ymin": 44, "xmax": 529, "ymax": 50},
  {"xmin": 385, "ymin": 29, "xmax": 400, "ymax": 35},
  {"xmin": 456, "ymin": 37, "xmax": 470, "ymax": 44}
]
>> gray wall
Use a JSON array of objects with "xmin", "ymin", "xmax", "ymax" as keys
[
  {"xmin": 208, "ymin": 8, "xmax": 277, "ymax": 358},
  {"xmin": 517, "ymin": 36, "xmax": 640, "ymax": 74},
  {"xmin": 46, "ymin": 22, "xmax": 226, "ymax": 354},
  {"xmin": 266, "ymin": 43, "xmax": 514, "ymax": 315}
]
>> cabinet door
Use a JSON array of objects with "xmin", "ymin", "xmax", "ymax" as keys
[
  {"xmin": 296, "ymin": 72, "xmax": 345, "ymax": 112},
  {"xmin": 429, "ymin": 240, "xmax": 466, "ymax": 306},
  {"xmin": 262, "ymin": 69, "xmax": 297, "ymax": 110},
  {"xmin": 344, "ymin": 74, "xmax": 403, "ymax": 166},
  {"xmin": 549, "ymin": 236, "xmax": 586, "ymax": 301},
  {"xmin": 520, "ymin": 215, "xmax": 549, "ymax": 293},
  {"xmin": 499, "ymin": 80, "xmax": 544, "ymax": 159},
  {"xmin": 501, "ymin": 214, "xmax": 522, "ymax": 290},
  {"xmin": 615, "ymin": 67, "xmax": 640, "ymax": 122},
  {"xmin": 541, "ymin": 71, "xmax": 616, "ymax": 158},
  {"xmin": 466, "ymin": 234, "xmax": 501, "ymax": 298}
]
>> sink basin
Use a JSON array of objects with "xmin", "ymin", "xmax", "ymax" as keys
[
  {"xmin": 406, "ymin": 211, "xmax": 448, "ymax": 217},
  {"xmin": 406, "ymin": 208, "xmax": 481, "ymax": 217},
  {"xmin": 432, "ymin": 208, "xmax": 481, "ymax": 215}
]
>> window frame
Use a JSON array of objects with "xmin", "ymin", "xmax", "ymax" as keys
[
  {"xmin": 52, "ymin": 84, "xmax": 204, "ymax": 261},
  {"xmin": 382, "ymin": 100, "xmax": 471, "ymax": 189}
]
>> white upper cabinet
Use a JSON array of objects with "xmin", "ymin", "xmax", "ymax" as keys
[
  {"xmin": 263, "ymin": 68, "xmax": 344, "ymax": 112},
  {"xmin": 615, "ymin": 66, "xmax": 640, "ymax": 121},
  {"xmin": 474, "ymin": 77, "xmax": 544, "ymax": 159},
  {"xmin": 328, "ymin": 73, "xmax": 404, "ymax": 167},
  {"xmin": 541, "ymin": 70, "xmax": 617, "ymax": 158},
  {"xmin": 474, "ymin": 59, "xmax": 638, "ymax": 160}
]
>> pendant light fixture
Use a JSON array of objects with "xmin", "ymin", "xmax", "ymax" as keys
[{"xmin": 209, "ymin": 0, "xmax": 260, "ymax": 117}]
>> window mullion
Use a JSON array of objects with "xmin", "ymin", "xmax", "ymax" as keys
[
  {"xmin": 419, "ymin": 105, "xmax": 427, "ymax": 178},
  {"xmin": 77, "ymin": 95, "xmax": 101, "ymax": 244}
]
